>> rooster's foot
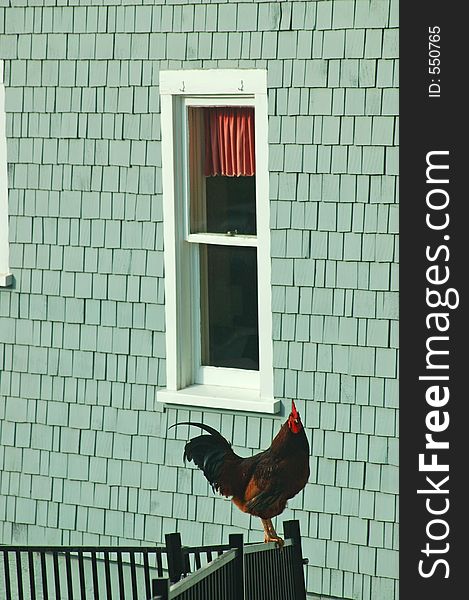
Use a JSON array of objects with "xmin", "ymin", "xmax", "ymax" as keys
[
  {"xmin": 261, "ymin": 519, "xmax": 284, "ymax": 547},
  {"xmin": 264, "ymin": 534, "xmax": 284, "ymax": 547}
]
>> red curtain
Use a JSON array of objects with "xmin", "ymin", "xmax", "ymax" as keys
[{"xmin": 204, "ymin": 107, "xmax": 255, "ymax": 177}]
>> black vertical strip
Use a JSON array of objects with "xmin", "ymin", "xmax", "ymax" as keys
[
  {"xmin": 103, "ymin": 551, "xmax": 112, "ymax": 600},
  {"xmin": 40, "ymin": 552, "xmax": 48, "ymax": 600},
  {"xmin": 15, "ymin": 551, "xmax": 24, "ymax": 600},
  {"xmin": 142, "ymin": 551, "xmax": 151, "ymax": 599},
  {"xmin": 116, "ymin": 550, "xmax": 125, "ymax": 600},
  {"xmin": 155, "ymin": 550, "xmax": 163, "ymax": 578},
  {"xmin": 129, "ymin": 552, "xmax": 138, "ymax": 600},
  {"xmin": 3, "ymin": 551, "xmax": 12, "ymax": 600},
  {"xmin": 52, "ymin": 552, "xmax": 61, "ymax": 600},
  {"xmin": 401, "ymin": 1, "xmax": 466, "ymax": 597},
  {"xmin": 77, "ymin": 551, "xmax": 86, "ymax": 600},
  {"xmin": 65, "ymin": 552, "xmax": 73, "ymax": 600},
  {"xmin": 28, "ymin": 552, "xmax": 37, "ymax": 600},
  {"xmin": 90, "ymin": 552, "xmax": 99, "ymax": 600}
]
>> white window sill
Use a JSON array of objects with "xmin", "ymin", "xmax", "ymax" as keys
[
  {"xmin": 157, "ymin": 384, "xmax": 280, "ymax": 414},
  {"xmin": 0, "ymin": 273, "xmax": 12, "ymax": 287}
]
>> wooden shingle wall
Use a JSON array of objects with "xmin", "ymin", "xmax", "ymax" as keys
[{"xmin": 0, "ymin": 2, "xmax": 398, "ymax": 599}]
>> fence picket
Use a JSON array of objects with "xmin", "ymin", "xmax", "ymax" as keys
[
  {"xmin": 142, "ymin": 550, "xmax": 151, "ymax": 598},
  {"xmin": 52, "ymin": 551, "xmax": 61, "ymax": 600},
  {"xmin": 28, "ymin": 551, "xmax": 36, "ymax": 600},
  {"xmin": 129, "ymin": 552, "xmax": 138, "ymax": 599},
  {"xmin": 65, "ymin": 551, "xmax": 73, "ymax": 600},
  {"xmin": 40, "ymin": 551, "xmax": 48, "ymax": 599},
  {"xmin": 116, "ymin": 551, "xmax": 125, "ymax": 600},
  {"xmin": 3, "ymin": 551, "xmax": 12, "ymax": 600},
  {"xmin": 77, "ymin": 550, "xmax": 86, "ymax": 600},
  {"xmin": 103, "ymin": 550, "xmax": 112, "ymax": 600},
  {"xmin": 90, "ymin": 551, "xmax": 99, "ymax": 600},
  {"xmin": 15, "ymin": 550, "xmax": 24, "ymax": 600}
]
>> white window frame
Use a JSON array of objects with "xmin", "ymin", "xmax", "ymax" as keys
[
  {"xmin": 184, "ymin": 96, "xmax": 259, "ymax": 392},
  {"xmin": 0, "ymin": 61, "xmax": 12, "ymax": 287},
  {"xmin": 157, "ymin": 69, "xmax": 278, "ymax": 414}
]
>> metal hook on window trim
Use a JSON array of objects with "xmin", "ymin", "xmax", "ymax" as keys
[
  {"xmin": 180, "ymin": 81, "xmax": 185, "ymax": 92},
  {"xmin": 238, "ymin": 80, "xmax": 244, "ymax": 91}
]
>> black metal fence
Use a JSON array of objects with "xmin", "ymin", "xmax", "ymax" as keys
[
  {"xmin": 0, "ymin": 545, "xmax": 166, "ymax": 600},
  {"xmin": 1, "ymin": 520, "xmax": 307, "ymax": 600},
  {"xmin": 152, "ymin": 520, "xmax": 307, "ymax": 600}
]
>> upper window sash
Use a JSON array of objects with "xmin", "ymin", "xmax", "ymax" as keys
[
  {"xmin": 182, "ymin": 96, "xmax": 257, "ymax": 246},
  {"xmin": 182, "ymin": 94, "xmax": 257, "ymax": 241}
]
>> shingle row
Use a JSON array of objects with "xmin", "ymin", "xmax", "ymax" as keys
[{"xmin": 1, "ymin": 3, "xmax": 395, "ymax": 37}]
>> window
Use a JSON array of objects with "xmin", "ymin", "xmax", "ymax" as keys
[
  {"xmin": 158, "ymin": 70, "xmax": 277, "ymax": 414},
  {"xmin": 0, "ymin": 61, "xmax": 12, "ymax": 287}
]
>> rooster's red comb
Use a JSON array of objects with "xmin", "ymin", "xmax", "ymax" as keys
[{"xmin": 291, "ymin": 400, "xmax": 299, "ymax": 418}]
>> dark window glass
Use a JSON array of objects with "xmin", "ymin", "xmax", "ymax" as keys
[
  {"xmin": 188, "ymin": 107, "xmax": 256, "ymax": 236},
  {"xmin": 205, "ymin": 175, "xmax": 256, "ymax": 235},
  {"xmin": 200, "ymin": 245, "xmax": 259, "ymax": 370}
]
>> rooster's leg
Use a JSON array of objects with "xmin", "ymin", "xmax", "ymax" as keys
[{"xmin": 261, "ymin": 518, "xmax": 284, "ymax": 546}]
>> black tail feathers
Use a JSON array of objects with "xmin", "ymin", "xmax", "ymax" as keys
[{"xmin": 170, "ymin": 422, "xmax": 232, "ymax": 492}]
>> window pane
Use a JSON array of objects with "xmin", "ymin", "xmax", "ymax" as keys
[
  {"xmin": 200, "ymin": 245, "xmax": 259, "ymax": 370},
  {"xmin": 205, "ymin": 175, "xmax": 256, "ymax": 235},
  {"xmin": 188, "ymin": 107, "xmax": 256, "ymax": 235}
]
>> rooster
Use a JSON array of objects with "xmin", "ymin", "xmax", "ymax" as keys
[{"xmin": 170, "ymin": 400, "xmax": 310, "ymax": 544}]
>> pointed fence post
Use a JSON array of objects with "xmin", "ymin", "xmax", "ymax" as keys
[
  {"xmin": 151, "ymin": 577, "xmax": 170, "ymax": 600},
  {"xmin": 165, "ymin": 532, "xmax": 185, "ymax": 583},
  {"xmin": 284, "ymin": 520, "xmax": 307, "ymax": 600},
  {"xmin": 229, "ymin": 533, "xmax": 245, "ymax": 600}
]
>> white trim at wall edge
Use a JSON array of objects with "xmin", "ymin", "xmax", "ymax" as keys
[{"xmin": 0, "ymin": 60, "xmax": 12, "ymax": 287}]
